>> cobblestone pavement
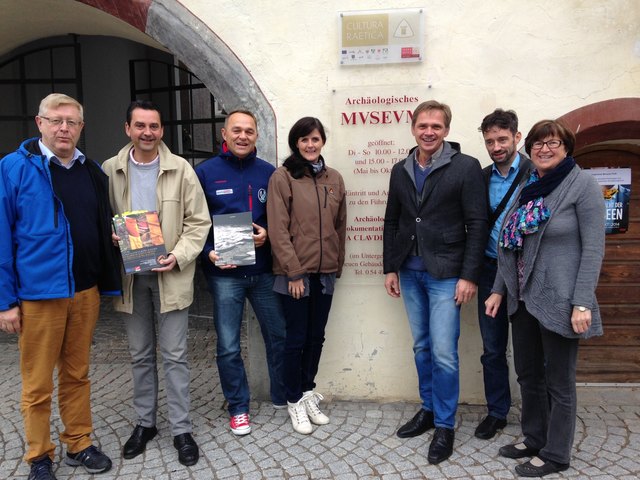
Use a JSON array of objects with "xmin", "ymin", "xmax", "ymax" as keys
[{"xmin": 1, "ymin": 308, "xmax": 639, "ymax": 479}]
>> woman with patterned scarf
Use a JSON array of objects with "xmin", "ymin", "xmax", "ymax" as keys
[{"xmin": 485, "ymin": 119, "xmax": 605, "ymax": 477}]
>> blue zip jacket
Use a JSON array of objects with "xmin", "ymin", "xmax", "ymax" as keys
[
  {"xmin": 0, "ymin": 138, "xmax": 121, "ymax": 310},
  {"xmin": 195, "ymin": 144, "xmax": 275, "ymax": 277}
]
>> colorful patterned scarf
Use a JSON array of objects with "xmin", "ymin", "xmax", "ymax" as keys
[{"xmin": 500, "ymin": 156, "xmax": 576, "ymax": 250}]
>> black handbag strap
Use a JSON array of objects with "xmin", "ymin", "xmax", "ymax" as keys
[{"xmin": 489, "ymin": 167, "xmax": 527, "ymax": 229}]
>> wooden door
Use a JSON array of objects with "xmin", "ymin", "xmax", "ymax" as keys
[{"xmin": 575, "ymin": 144, "xmax": 640, "ymax": 382}]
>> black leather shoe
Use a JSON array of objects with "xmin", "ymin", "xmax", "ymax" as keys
[
  {"xmin": 174, "ymin": 432, "xmax": 199, "ymax": 466},
  {"xmin": 515, "ymin": 456, "xmax": 570, "ymax": 477},
  {"xmin": 123, "ymin": 425, "xmax": 158, "ymax": 459},
  {"xmin": 474, "ymin": 415, "xmax": 507, "ymax": 439},
  {"xmin": 397, "ymin": 409, "xmax": 435, "ymax": 438},
  {"xmin": 428, "ymin": 427, "xmax": 455, "ymax": 464},
  {"xmin": 499, "ymin": 442, "xmax": 540, "ymax": 459}
]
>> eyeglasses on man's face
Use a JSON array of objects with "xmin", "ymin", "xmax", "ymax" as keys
[
  {"xmin": 531, "ymin": 139, "xmax": 563, "ymax": 150},
  {"xmin": 39, "ymin": 116, "xmax": 82, "ymax": 128}
]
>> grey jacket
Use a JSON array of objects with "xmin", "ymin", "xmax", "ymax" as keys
[{"xmin": 493, "ymin": 165, "xmax": 605, "ymax": 338}]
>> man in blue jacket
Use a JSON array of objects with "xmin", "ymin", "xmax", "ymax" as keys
[
  {"xmin": 383, "ymin": 100, "xmax": 487, "ymax": 464},
  {"xmin": 0, "ymin": 94, "xmax": 121, "ymax": 480},
  {"xmin": 195, "ymin": 110, "xmax": 285, "ymax": 436}
]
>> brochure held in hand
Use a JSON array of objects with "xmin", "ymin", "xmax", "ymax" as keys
[
  {"xmin": 113, "ymin": 210, "xmax": 167, "ymax": 274},
  {"xmin": 212, "ymin": 211, "xmax": 256, "ymax": 266}
]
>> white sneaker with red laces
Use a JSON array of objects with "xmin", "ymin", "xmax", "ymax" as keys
[{"xmin": 229, "ymin": 413, "xmax": 251, "ymax": 435}]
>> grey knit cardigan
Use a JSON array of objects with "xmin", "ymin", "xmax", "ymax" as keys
[{"xmin": 493, "ymin": 165, "xmax": 605, "ymax": 339}]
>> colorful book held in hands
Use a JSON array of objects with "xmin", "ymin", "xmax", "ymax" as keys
[{"xmin": 113, "ymin": 210, "xmax": 167, "ymax": 274}]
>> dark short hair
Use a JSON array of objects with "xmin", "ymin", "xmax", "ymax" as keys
[
  {"xmin": 224, "ymin": 109, "xmax": 258, "ymax": 129},
  {"xmin": 524, "ymin": 119, "xmax": 575, "ymax": 156},
  {"xmin": 411, "ymin": 100, "xmax": 452, "ymax": 128},
  {"xmin": 287, "ymin": 117, "xmax": 327, "ymax": 153},
  {"xmin": 126, "ymin": 100, "xmax": 163, "ymax": 125},
  {"xmin": 479, "ymin": 108, "xmax": 519, "ymax": 134}
]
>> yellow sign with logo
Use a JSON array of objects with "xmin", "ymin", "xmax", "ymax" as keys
[
  {"xmin": 339, "ymin": 9, "xmax": 423, "ymax": 65},
  {"xmin": 342, "ymin": 14, "xmax": 389, "ymax": 47}
]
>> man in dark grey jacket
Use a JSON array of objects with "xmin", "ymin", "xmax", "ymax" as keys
[
  {"xmin": 475, "ymin": 109, "xmax": 531, "ymax": 440},
  {"xmin": 383, "ymin": 100, "xmax": 487, "ymax": 464}
]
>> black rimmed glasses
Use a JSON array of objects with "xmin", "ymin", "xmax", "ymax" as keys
[
  {"xmin": 531, "ymin": 140, "xmax": 563, "ymax": 150},
  {"xmin": 39, "ymin": 116, "xmax": 82, "ymax": 128}
]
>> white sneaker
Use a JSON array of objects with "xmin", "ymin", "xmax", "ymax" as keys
[
  {"xmin": 302, "ymin": 391, "xmax": 330, "ymax": 425},
  {"xmin": 287, "ymin": 399, "xmax": 312, "ymax": 434}
]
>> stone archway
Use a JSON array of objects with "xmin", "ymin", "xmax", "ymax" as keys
[
  {"xmin": 558, "ymin": 98, "xmax": 640, "ymax": 151},
  {"xmin": 558, "ymin": 98, "xmax": 640, "ymax": 383},
  {"xmin": 77, "ymin": 0, "xmax": 277, "ymax": 162}
]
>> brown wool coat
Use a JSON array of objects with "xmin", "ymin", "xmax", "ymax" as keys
[{"xmin": 267, "ymin": 165, "xmax": 347, "ymax": 279}]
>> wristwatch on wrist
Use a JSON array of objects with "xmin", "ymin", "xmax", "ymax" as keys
[{"xmin": 574, "ymin": 305, "xmax": 588, "ymax": 312}]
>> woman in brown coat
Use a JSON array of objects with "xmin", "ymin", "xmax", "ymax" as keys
[{"xmin": 267, "ymin": 117, "xmax": 346, "ymax": 434}]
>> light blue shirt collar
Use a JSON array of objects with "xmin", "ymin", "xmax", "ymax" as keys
[
  {"xmin": 485, "ymin": 153, "xmax": 523, "ymax": 258},
  {"xmin": 491, "ymin": 152, "xmax": 521, "ymax": 178},
  {"xmin": 39, "ymin": 139, "xmax": 85, "ymax": 169}
]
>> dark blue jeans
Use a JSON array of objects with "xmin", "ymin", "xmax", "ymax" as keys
[
  {"xmin": 279, "ymin": 274, "xmax": 333, "ymax": 403},
  {"xmin": 512, "ymin": 302, "xmax": 579, "ymax": 465},
  {"xmin": 477, "ymin": 256, "xmax": 511, "ymax": 419},
  {"xmin": 207, "ymin": 273, "xmax": 286, "ymax": 415}
]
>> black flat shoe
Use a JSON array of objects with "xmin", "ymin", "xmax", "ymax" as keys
[
  {"xmin": 174, "ymin": 432, "xmax": 199, "ymax": 466},
  {"xmin": 499, "ymin": 442, "xmax": 540, "ymax": 459},
  {"xmin": 475, "ymin": 415, "xmax": 507, "ymax": 439},
  {"xmin": 397, "ymin": 409, "xmax": 435, "ymax": 438},
  {"xmin": 427, "ymin": 427, "xmax": 455, "ymax": 464},
  {"xmin": 123, "ymin": 425, "xmax": 158, "ymax": 459},
  {"xmin": 515, "ymin": 456, "xmax": 570, "ymax": 477}
]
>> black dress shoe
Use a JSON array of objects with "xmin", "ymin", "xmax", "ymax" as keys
[
  {"xmin": 397, "ymin": 409, "xmax": 435, "ymax": 438},
  {"xmin": 499, "ymin": 442, "xmax": 540, "ymax": 459},
  {"xmin": 174, "ymin": 432, "xmax": 199, "ymax": 466},
  {"xmin": 428, "ymin": 427, "xmax": 455, "ymax": 464},
  {"xmin": 515, "ymin": 456, "xmax": 570, "ymax": 477},
  {"xmin": 474, "ymin": 415, "xmax": 507, "ymax": 439},
  {"xmin": 123, "ymin": 425, "xmax": 158, "ymax": 459}
]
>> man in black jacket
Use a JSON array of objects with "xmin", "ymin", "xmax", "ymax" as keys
[
  {"xmin": 474, "ymin": 109, "xmax": 531, "ymax": 440},
  {"xmin": 383, "ymin": 100, "xmax": 487, "ymax": 464}
]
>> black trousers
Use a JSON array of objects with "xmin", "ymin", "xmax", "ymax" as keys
[
  {"xmin": 279, "ymin": 274, "xmax": 334, "ymax": 403},
  {"xmin": 512, "ymin": 302, "xmax": 579, "ymax": 464}
]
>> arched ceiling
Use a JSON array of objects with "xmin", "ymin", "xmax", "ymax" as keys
[
  {"xmin": 0, "ymin": 0, "xmax": 165, "ymax": 58},
  {"xmin": 0, "ymin": 0, "xmax": 277, "ymax": 162}
]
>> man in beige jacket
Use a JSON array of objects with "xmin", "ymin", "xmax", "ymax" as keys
[{"xmin": 103, "ymin": 100, "xmax": 210, "ymax": 467}]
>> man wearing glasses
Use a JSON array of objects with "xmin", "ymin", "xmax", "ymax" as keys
[{"xmin": 0, "ymin": 93, "xmax": 121, "ymax": 480}]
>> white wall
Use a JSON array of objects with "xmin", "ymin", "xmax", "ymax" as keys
[{"xmin": 186, "ymin": 0, "xmax": 640, "ymax": 403}]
